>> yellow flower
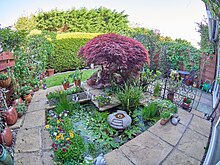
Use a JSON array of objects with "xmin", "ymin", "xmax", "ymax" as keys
[
  {"xmin": 66, "ymin": 138, "xmax": 70, "ymax": 141},
  {"xmin": 69, "ymin": 132, "xmax": 74, "ymax": 138},
  {"xmin": 45, "ymin": 125, "xmax": 49, "ymax": 129},
  {"xmin": 57, "ymin": 120, "xmax": 60, "ymax": 124},
  {"xmin": 56, "ymin": 135, "xmax": 60, "ymax": 140}
]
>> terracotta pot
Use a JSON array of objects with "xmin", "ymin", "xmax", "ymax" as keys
[
  {"xmin": 62, "ymin": 82, "xmax": 70, "ymax": 90},
  {"xmin": 1, "ymin": 107, "xmax": 18, "ymax": 126},
  {"xmin": 47, "ymin": 69, "xmax": 54, "ymax": 76},
  {"xmin": 182, "ymin": 102, "xmax": 190, "ymax": 110},
  {"xmin": 24, "ymin": 93, "xmax": 32, "ymax": 103},
  {"xmin": 74, "ymin": 80, "xmax": 81, "ymax": 87},
  {"xmin": 160, "ymin": 118, "xmax": 170, "ymax": 125},
  {"xmin": 167, "ymin": 92, "xmax": 174, "ymax": 102},
  {"xmin": 0, "ymin": 77, "xmax": 11, "ymax": 88},
  {"xmin": 0, "ymin": 126, "xmax": 12, "ymax": 147}
]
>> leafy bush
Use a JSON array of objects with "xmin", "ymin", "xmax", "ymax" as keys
[
  {"xmin": 79, "ymin": 33, "xmax": 150, "ymax": 86},
  {"xmin": 49, "ymin": 33, "xmax": 100, "ymax": 72},
  {"xmin": 116, "ymin": 83, "xmax": 143, "ymax": 113},
  {"xmin": 34, "ymin": 7, "xmax": 130, "ymax": 33},
  {"xmin": 141, "ymin": 102, "xmax": 158, "ymax": 121}
]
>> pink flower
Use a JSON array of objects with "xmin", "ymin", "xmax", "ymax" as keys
[
  {"xmin": 62, "ymin": 148, "xmax": 67, "ymax": 152},
  {"xmin": 54, "ymin": 147, "xmax": 58, "ymax": 151}
]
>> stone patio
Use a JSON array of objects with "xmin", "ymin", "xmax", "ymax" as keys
[{"xmin": 13, "ymin": 86, "xmax": 212, "ymax": 165}]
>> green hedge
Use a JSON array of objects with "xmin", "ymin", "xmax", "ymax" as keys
[{"xmin": 48, "ymin": 32, "xmax": 101, "ymax": 72}]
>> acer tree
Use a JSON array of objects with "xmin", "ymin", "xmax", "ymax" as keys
[{"xmin": 79, "ymin": 33, "xmax": 150, "ymax": 88}]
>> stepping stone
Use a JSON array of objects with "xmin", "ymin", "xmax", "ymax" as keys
[
  {"xmin": 23, "ymin": 110, "xmax": 45, "ymax": 128},
  {"xmin": 10, "ymin": 116, "xmax": 24, "ymax": 129},
  {"xmin": 42, "ymin": 150, "xmax": 54, "ymax": 165},
  {"xmin": 14, "ymin": 151, "xmax": 42, "ymax": 165},
  {"xmin": 15, "ymin": 127, "xmax": 41, "ymax": 152}
]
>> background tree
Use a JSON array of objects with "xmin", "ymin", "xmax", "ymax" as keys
[
  {"xmin": 79, "ymin": 33, "xmax": 150, "ymax": 88},
  {"xmin": 14, "ymin": 16, "xmax": 37, "ymax": 31}
]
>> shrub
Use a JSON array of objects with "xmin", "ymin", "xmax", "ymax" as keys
[
  {"xmin": 79, "ymin": 33, "xmax": 150, "ymax": 87},
  {"xmin": 141, "ymin": 102, "xmax": 158, "ymax": 121},
  {"xmin": 49, "ymin": 33, "xmax": 100, "ymax": 72}
]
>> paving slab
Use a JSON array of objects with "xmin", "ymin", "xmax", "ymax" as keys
[
  {"xmin": 148, "ymin": 121, "xmax": 185, "ymax": 146},
  {"xmin": 10, "ymin": 116, "xmax": 24, "ymax": 129},
  {"xmin": 177, "ymin": 128, "xmax": 208, "ymax": 161},
  {"xmin": 199, "ymin": 96, "xmax": 212, "ymax": 106},
  {"xmin": 105, "ymin": 149, "xmax": 133, "ymax": 165},
  {"xmin": 119, "ymin": 131, "xmax": 173, "ymax": 165},
  {"xmin": 15, "ymin": 127, "xmax": 41, "ymax": 152},
  {"xmin": 188, "ymin": 115, "xmax": 211, "ymax": 137},
  {"xmin": 42, "ymin": 127, "xmax": 53, "ymax": 150},
  {"xmin": 27, "ymin": 100, "xmax": 47, "ymax": 112},
  {"xmin": 42, "ymin": 150, "xmax": 54, "ymax": 165},
  {"xmin": 197, "ymin": 102, "xmax": 213, "ymax": 114},
  {"xmin": 14, "ymin": 151, "xmax": 42, "ymax": 165},
  {"xmin": 192, "ymin": 100, "xmax": 199, "ymax": 109},
  {"xmin": 201, "ymin": 92, "xmax": 212, "ymax": 100},
  {"xmin": 162, "ymin": 149, "xmax": 200, "ymax": 165},
  {"xmin": 178, "ymin": 108, "xmax": 193, "ymax": 126},
  {"xmin": 23, "ymin": 110, "xmax": 45, "ymax": 128},
  {"xmin": 190, "ymin": 109, "xmax": 204, "ymax": 118}
]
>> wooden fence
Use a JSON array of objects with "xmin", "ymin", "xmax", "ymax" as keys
[{"xmin": 0, "ymin": 52, "xmax": 15, "ymax": 72}]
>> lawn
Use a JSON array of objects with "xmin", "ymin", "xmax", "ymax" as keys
[{"xmin": 45, "ymin": 69, "xmax": 96, "ymax": 88}]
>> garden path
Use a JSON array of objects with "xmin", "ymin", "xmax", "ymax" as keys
[{"xmin": 13, "ymin": 86, "xmax": 212, "ymax": 165}]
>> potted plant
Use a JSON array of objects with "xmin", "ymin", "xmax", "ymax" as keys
[
  {"xmin": 166, "ymin": 70, "xmax": 182, "ymax": 102},
  {"xmin": 20, "ymin": 85, "xmax": 33, "ymax": 103},
  {"xmin": 0, "ymin": 106, "xmax": 18, "ymax": 126},
  {"xmin": 69, "ymin": 69, "xmax": 83, "ymax": 87},
  {"xmin": 0, "ymin": 118, "xmax": 12, "ymax": 147},
  {"xmin": 0, "ymin": 144, "xmax": 14, "ymax": 165},
  {"xmin": 94, "ymin": 95, "xmax": 111, "ymax": 107},
  {"xmin": 16, "ymin": 102, "xmax": 27, "ymax": 117},
  {"xmin": 0, "ymin": 72, "xmax": 11, "ymax": 88},
  {"xmin": 182, "ymin": 97, "xmax": 192, "ymax": 110},
  {"xmin": 160, "ymin": 110, "xmax": 172, "ymax": 125},
  {"xmin": 62, "ymin": 77, "xmax": 70, "ymax": 90}
]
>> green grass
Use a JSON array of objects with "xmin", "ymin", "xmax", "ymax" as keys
[{"xmin": 45, "ymin": 69, "xmax": 96, "ymax": 88}]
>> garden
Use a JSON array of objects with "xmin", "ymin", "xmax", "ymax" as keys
[{"xmin": 0, "ymin": 6, "xmax": 215, "ymax": 165}]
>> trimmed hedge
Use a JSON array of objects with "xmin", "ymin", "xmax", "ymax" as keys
[{"xmin": 48, "ymin": 32, "xmax": 101, "ymax": 72}]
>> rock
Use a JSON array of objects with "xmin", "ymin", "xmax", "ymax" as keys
[
  {"xmin": 171, "ymin": 117, "xmax": 179, "ymax": 126},
  {"xmin": 94, "ymin": 153, "xmax": 106, "ymax": 165},
  {"xmin": 107, "ymin": 110, "xmax": 132, "ymax": 130}
]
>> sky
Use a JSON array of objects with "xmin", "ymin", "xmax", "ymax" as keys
[{"xmin": 0, "ymin": 0, "xmax": 207, "ymax": 48}]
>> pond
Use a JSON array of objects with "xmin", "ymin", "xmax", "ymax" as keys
[{"xmin": 46, "ymin": 100, "xmax": 154, "ymax": 164}]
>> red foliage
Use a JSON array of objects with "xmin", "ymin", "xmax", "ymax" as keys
[{"xmin": 79, "ymin": 33, "xmax": 150, "ymax": 87}]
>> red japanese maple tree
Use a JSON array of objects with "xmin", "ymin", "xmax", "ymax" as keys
[{"xmin": 79, "ymin": 33, "xmax": 150, "ymax": 88}]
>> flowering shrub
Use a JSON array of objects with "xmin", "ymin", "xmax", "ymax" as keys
[
  {"xmin": 46, "ymin": 112, "xmax": 85, "ymax": 164},
  {"xmin": 79, "ymin": 33, "xmax": 150, "ymax": 87}
]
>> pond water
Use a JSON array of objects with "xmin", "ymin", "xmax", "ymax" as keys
[{"xmin": 70, "ymin": 102, "xmax": 153, "ymax": 157}]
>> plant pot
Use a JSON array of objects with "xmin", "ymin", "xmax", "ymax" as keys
[
  {"xmin": 182, "ymin": 102, "xmax": 190, "ymax": 110},
  {"xmin": 24, "ymin": 93, "xmax": 32, "ymax": 103},
  {"xmin": 1, "ymin": 106, "xmax": 18, "ymax": 126},
  {"xmin": 0, "ymin": 78, "xmax": 11, "ymax": 88},
  {"xmin": 47, "ymin": 69, "xmax": 55, "ymax": 76},
  {"xmin": 0, "ymin": 126, "xmax": 13, "ymax": 147},
  {"xmin": 62, "ymin": 82, "xmax": 70, "ymax": 90},
  {"xmin": 0, "ymin": 144, "xmax": 14, "ymax": 165},
  {"xmin": 74, "ymin": 80, "xmax": 81, "ymax": 87},
  {"xmin": 160, "ymin": 118, "xmax": 170, "ymax": 125},
  {"xmin": 167, "ymin": 92, "xmax": 174, "ymax": 102}
]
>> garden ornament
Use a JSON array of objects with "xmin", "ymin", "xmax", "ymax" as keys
[
  {"xmin": 107, "ymin": 110, "xmax": 132, "ymax": 130},
  {"xmin": 94, "ymin": 153, "xmax": 106, "ymax": 165},
  {"xmin": 171, "ymin": 114, "xmax": 180, "ymax": 126}
]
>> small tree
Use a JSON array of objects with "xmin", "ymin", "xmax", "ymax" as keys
[{"xmin": 79, "ymin": 33, "xmax": 150, "ymax": 88}]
